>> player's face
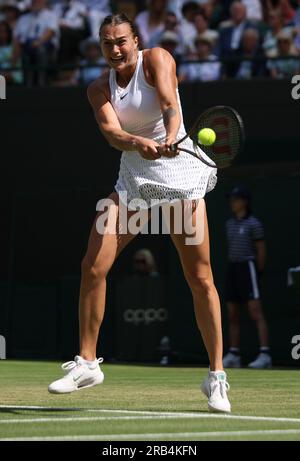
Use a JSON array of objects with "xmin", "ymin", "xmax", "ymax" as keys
[{"xmin": 100, "ymin": 23, "xmax": 138, "ymax": 70}]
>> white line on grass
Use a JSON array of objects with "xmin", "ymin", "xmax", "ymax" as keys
[
  {"xmin": 0, "ymin": 415, "xmax": 208, "ymax": 424},
  {"xmin": 1, "ymin": 429, "xmax": 300, "ymax": 441},
  {"xmin": 1, "ymin": 411, "xmax": 300, "ymax": 424},
  {"xmin": 0, "ymin": 405, "xmax": 86, "ymax": 411},
  {"xmin": 2, "ymin": 406, "xmax": 300, "ymax": 424}
]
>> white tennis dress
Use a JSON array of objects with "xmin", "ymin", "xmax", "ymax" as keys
[{"xmin": 109, "ymin": 50, "xmax": 217, "ymax": 209}]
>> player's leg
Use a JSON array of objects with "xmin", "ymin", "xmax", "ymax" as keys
[
  {"xmin": 79, "ymin": 191, "xmax": 149, "ymax": 360},
  {"xmin": 48, "ymin": 192, "xmax": 149, "ymax": 393},
  {"xmin": 165, "ymin": 199, "xmax": 223, "ymax": 370},
  {"xmin": 163, "ymin": 199, "xmax": 230, "ymax": 412}
]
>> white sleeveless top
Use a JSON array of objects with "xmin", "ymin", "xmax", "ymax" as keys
[{"xmin": 109, "ymin": 50, "xmax": 217, "ymax": 209}]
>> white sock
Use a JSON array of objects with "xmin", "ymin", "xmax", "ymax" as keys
[
  {"xmin": 260, "ymin": 347, "xmax": 270, "ymax": 354},
  {"xmin": 80, "ymin": 357, "xmax": 96, "ymax": 365}
]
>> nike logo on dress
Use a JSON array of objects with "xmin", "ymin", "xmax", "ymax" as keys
[{"xmin": 120, "ymin": 93, "xmax": 128, "ymax": 100}]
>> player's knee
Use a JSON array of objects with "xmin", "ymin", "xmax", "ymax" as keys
[
  {"xmin": 81, "ymin": 255, "xmax": 108, "ymax": 280},
  {"xmin": 186, "ymin": 271, "xmax": 214, "ymax": 295}
]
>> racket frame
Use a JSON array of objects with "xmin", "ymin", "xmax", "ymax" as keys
[{"xmin": 170, "ymin": 105, "xmax": 245, "ymax": 169}]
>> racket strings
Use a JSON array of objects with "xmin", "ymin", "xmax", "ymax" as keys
[{"xmin": 191, "ymin": 108, "xmax": 244, "ymax": 169}]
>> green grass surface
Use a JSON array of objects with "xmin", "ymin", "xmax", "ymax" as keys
[{"xmin": 0, "ymin": 361, "xmax": 300, "ymax": 441}]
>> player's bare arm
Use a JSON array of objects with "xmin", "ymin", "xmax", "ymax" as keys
[
  {"xmin": 144, "ymin": 48, "xmax": 181, "ymax": 154},
  {"xmin": 87, "ymin": 76, "xmax": 160, "ymax": 160}
]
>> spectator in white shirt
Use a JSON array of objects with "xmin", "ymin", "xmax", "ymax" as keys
[
  {"xmin": 52, "ymin": 0, "xmax": 89, "ymax": 64},
  {"xmin": 52, "ymin": 0, "xmax": 86, "ymax": 30},
  {"xmin": 87, "ymin": 8, "xmax": 106, "ymax": 39},
  {"xmin": 85, "ymin": 0, "xmax": 111, "ymax": 15},
  {"xmin": 167, "ymin": 0, "xmax": 184, "ymax": 19},
  {"xmin": 241, "ymin": 0, "xmax": 263, "ymax": 22},
  {"xmin": 13, "ymin": 0, "xmax": 59, "ymax": 85},
  {"xmin": 179, "ymin": 33, "xmax": 221, "ymax": 82},
  {"xmin": 48, "ymin": 0, "xmax": 111, "ymax": 15},
  {"xmin": 86, "ymin": 0, "xmax": 112, "ymax": 39},
  {"xmin": 14, "ymin": 0, "xmax": 59, "ymax": 49},
  {"xmin": 180, "ymin": 1, "xmax": 199, "ymax": 54},
  {"xmin": 148, "ymin": 10, "xmax": 184, "ymax": 55},
  {"xmin": 88, "ymin": 1, "xmax": 138, "ymax": 42},
  {"xmin": 135, "ymin": 0, "xmax": 168, "ymax": 49},
  {"xmin": 193, "ymin": 9, "xmax": 219, "ymax": 52}
]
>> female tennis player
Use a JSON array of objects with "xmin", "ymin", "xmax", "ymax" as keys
[{"xmin": 48, "ymin": 13, "xmax": 230, "ymax": 413}]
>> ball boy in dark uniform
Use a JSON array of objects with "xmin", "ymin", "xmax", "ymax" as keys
[{"xmin": 223, "ymin": 186, "xmax": 272, "ymax": 369}]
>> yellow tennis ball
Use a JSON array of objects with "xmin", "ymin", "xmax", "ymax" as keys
[{"xmin": 198, "ymin": 128, "xmax": 216, "ymax": 146}]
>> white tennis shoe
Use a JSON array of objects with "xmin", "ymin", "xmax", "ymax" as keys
[
  {"xmin": 201, "ymin": 370, "xmax": 231, "ymax": 413},
  {"xmin": 222, "ymin": 352, "xmax": 241, "ymax": 368},
  {"xmin": 248, "ymin": 352, "xmax": 272, "ymax": 369},
  {"xmin": 48, "ymin": 355, "xmax": 104, "ymax": 394}
]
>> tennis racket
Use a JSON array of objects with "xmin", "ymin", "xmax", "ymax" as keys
[{"xmin": 170, "ymin": 106, "xmax": 245, "ymax": 169}]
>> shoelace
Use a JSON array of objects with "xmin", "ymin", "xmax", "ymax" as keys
[
  {"xmin": 210, "ymin": 376, "xmax": 230, "ymax": 398},
  {"xmin": 219, "ymin": 380, "xmax": 230, "ymax": 398},
  {"xmin": 61, "ymin": 357, "xmax": 103, "ymax": 372}
]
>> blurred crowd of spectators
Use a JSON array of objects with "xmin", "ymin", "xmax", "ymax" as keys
[{"xmin": 0, "ymin": 0, "xmax": 300, "ymax": 86}]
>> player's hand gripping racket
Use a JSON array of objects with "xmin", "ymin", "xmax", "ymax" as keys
[{"xmin": 170, "ymin": 106, "xmax": 245, "ymax": 169}]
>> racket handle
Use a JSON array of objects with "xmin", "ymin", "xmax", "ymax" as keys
[{"xmin": 170, "ymin": 143, "xmax": 177, "ymax": 152}]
